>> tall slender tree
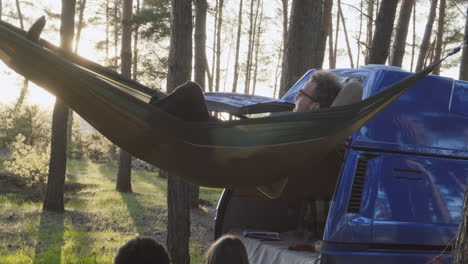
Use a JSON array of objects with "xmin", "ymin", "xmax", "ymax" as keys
[
  {"xmin": 0, "ymin": 0, "xmax": 2, "ymax": 20},
  {"xmin": 43, "ymin": 0, "xmax": 76, "ymax": 212},
  {"xmin": 317, "ymin": 0, "xmax": 332, "ymax": 68},
  {"xmin": 338, "ymin": 2, "xmax": 354, "ymax": 68},
  {"xmin": 166, "ymin": 0, "xmax": 192, "ymax": 262},
  {"xmin": 244, "ymin": 0, "xmax": 256, "ymax": 94},
  {"xmin": 365, "ymin": 0, "xmax": 374, "ymax": 64},
  {"xmin": 191, "ymin": 0, "xmax": 208, "ymax": 208},
  {"xmin": 279, "ymin": 0, "xmax": 330, "ymax": 97},
  {"xmin": 410, "ymin": 1, "xmax": 416, "ymax": 71},
  {"xmin": 252, "ymin": 0, "xmax": 264, "ymax": 95},
  {"xmin": 432, "ymin": 0, "xmax": 446, "ymax": 75},
  {"xmin": 74, "ymin": 0, "xmax": 87, "ymax": 53},
  {"xmin": 368, "ymin": 0, "xmax": 398, "ymax": 64},
  {"xmin": 215, "ymin": 0, "xmax": 224, "ymax": 92},
  {"xmin": 389, "ymin": 0, "xmax": 414, "ymax": 68},
  {"xmin": 232, "ymin": 0, "xmax": 243, "ymax": 93},
  {"xmin": 415, "ymin": 0, "xmax": 438, "ymax": 71},
  {"xmin": 459, "ymin": 6, "xmax": 468, "ymax": 81},
  {"xmin": 133, "ymin": 0, "xmax": 140, "ymax": 81},
  {"xmin": 13, "ymin": 0, "xmax": 29, "ymax": 113},
  {"xmin": 209, "ymin": 0, "xmax": 218, "ymax": 92},
  {"xmin": 116, "ymin": 0, "xmax": 133, "ymax": 193}
]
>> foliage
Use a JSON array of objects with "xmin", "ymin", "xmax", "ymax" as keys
[
  {"xmin": 3, "ymin": 134, "xmax": 50, "ymax": 185},
  {"xmin": 82, "ymin": 130, "xmax": 117, "ymax": 164},
  {"xmin": 0, "ymin": 104, "xmax": 51, "ymax": 150},
  {"xmin": 134, "ymin": 0, "xmax": 171, "ymax": 41}
]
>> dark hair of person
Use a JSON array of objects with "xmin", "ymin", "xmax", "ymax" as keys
[
  {"xmin": 206, "ymin": 235, "xmax": 249, "ymax": 264},
  {"xmin": 310, "ymin": 70, "xmax": 342, "ymax": 108},
  {"xmin": 114, "ymin": 236, "xmax": 171, "ymax": 264}
]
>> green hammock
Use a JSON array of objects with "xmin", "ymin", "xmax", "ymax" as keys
[{"xmin": 0, "ymin": 21, "xmax": 438, "ymax": 198}]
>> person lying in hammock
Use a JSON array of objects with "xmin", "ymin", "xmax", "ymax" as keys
[{"xmin": 149, "ymin": 70, "xmax": 343, "ymax": 120}]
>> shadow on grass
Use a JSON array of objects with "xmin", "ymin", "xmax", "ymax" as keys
[
  {"xmin": 119, "ymin": 192, "xmax": 156, "ymax": 235},
  {"xmin": 33, "ymin": 211, "xmax": 65, "ymax": 264}
]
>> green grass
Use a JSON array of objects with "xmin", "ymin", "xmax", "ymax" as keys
[{"xmin": 0, "ymin": 159, "xmax": 221, "ymax": 264}]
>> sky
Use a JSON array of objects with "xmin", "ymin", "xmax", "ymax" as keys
[{"xmin": 0, "ymin": 0, "xmax": 466, "ymax": 108}]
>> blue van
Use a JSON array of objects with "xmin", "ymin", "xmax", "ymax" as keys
[{"xmin": 204, "ymin": 65, "xmax": 468, "ymax": 264}]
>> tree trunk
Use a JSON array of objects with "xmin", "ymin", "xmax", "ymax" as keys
[
  {"xmin": 415, "ymin": 0, "xmax": 438, "ymax": 71},
  {"xmin": 279, "ymin": 0, "xmax": 325, "ymax": 97},
  {"xmin": 209, "ymin": 0, "xmax": 218, "ymax": 93},
  {"xmin": 215, "ymin": 0, "xmax": 224, "ymax": 92},
  {"xmin": 191, "ymin": 0, "xmax": 207, "ymax": 209},
  {"xmin": 244, "ymin": 0, "xmax": 256, "ymax": 94},
  {"xmin": 43, "ymin": 0, "xmax": 75, "ymax": 213},
  {"xmin": 432, "ymin": 0, "xmax": 445, "ymax": 75},
  {"xmin": 13, "ymin": 0, "xmax": 29, "ymax": 114},
  {"xmin": 116, "ymin": 0, "xmax": 133, "ymax": 193},
  {"xmin": 365, "ymin": 0, "xmax": 374, "ymax": 64},
  {"xmin": 231, "ymin": 0, "xmax": 243, "ymax": 93},
  {"xmin": 410, "ymin": 1, "xmax": 416, "ymax": 71},
  {"xmin": 356, "ymin": 0, "xmax": 363, "ymax": 68},
  {"xmin": 166, "ymin": 0, "xmax": 192, "ymax": 263},
  {"xmin": 133, "ymin": 0, "xmax": 140, "ymax": 81},
  {"xmin": 15, "ymin": 0, "xmax": 24, "ymax": 29},
  {"xmin": 389, "ymin": 0, "xmax": 414, "ymax": 68},
  {"xmin": 316, "ymin": 0, "xmax": 332, "ymax": 69},
  {"xmin": 459, "ymin": 6, "xmax": 468, "ymax": 81},
  {"xmin": 106, "ymin": 0, "xmax": 110, "ymax": 58},
  {"xmin": 328, "ymin": 11, "xmax": 334, "ymax": 69},
  {"xmin": 74, "ymin": 0, "xmax": 87, "ymax": 53},
  {"xmin": 338, "ymin": 3, "xmax": 354, "ymax": 68},
  {"xmin": 69, "ymin": 0, "xmax": 87, "ymax": 158},
  {"xmin": 333, "ymin": 0, "xmax": 340, "ymax": 69},
  {"xmin": 252, "ymin": 0, "xmax": 264, "ymax": 95},
  {"xmin": 114, "ymin": 0, "xmax": 119, "ymax": 67},
  {"xmin": 368, "ymin": 0, "xmax": 398, "ymax": 65},
  {"xmin": 0, "ymin": 0, "xmax": 2, "ymax": 20}
]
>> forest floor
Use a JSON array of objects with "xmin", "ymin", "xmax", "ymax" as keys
[{"xmin": 0, "ymin": 159, "xmax": 222, "ymax": 264}]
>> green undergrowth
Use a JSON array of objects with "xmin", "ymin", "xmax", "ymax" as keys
[{"xmin": 0, "ymin": 159, "xmax": 221, "ymax": 264}]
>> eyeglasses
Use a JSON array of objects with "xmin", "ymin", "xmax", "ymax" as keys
[{"xmin": 298, "ymin": 89, "xmax": 317, "ymax": 102}]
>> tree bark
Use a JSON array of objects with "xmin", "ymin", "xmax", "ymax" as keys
[
  {"xmin": 328, "ymin": 10, "xmax": 334, "ymax": 69},
  {"xmin": 459, "ymin": 6, "xmax": 468, "ymax": 81},
  {"xmin": 116, "ymin": 0, "xmax": 133, "ymax": 193},
  {"xmin": 74, "ymin": 0, "xmax": 87, "ymax": 53},
  {"xmin": 333, "ymin": 0, "xmax": 341, "ymax": 69},
  {"xmin": 209, "ymin": 0, "xmax": 218, "ymax": 93},
  {"xmin": 215, "ymin": 0, "xmax": 224, "ymax": 92},
  {"xmin": 252, "ymin": 0, "xmax": 264, "ymax": 95},
  {"xmin": 410, "ymin": 1, "xmax": 416, "ymax": 71},
  {"xmin": 368, "ymin": 0, "xmax": 398, "ymax": 65},
  {"xmin": 133, "ymin": 0, "xmax": 140, "ymax": 81},
  {"xmin": 0, "ymin": 0, "xmax": 2, "ymax": 20},
  {"xmin": 279, "ymin": 0, "xmax": 325, "ymax": 97},
  {"xmin": 356, "ymin": 0, "xmax": 363, "ymax": 68},
  {"xmin": 191, "ymin": 0, "xmax": 207, "ymax": 209},
  {"xmin": 365, "ymin": 0, "xmax": 374, "ymax": 64},
  {"xmin": 316, "ymin": 0, "xmax": 332, "ymax": 69},
  {"xmin": 106, "ymin": 0, "xmax": 110, "ymax": 58},
  {"xmin": 389, "ymin": 0, "xmax": 414, "ymax": 68},
  {"xmin": 338, "ymin": 3, "xmax": 354, "ymax": 68},
  {"xmin": 43, "ymin": 0, "xmax": 75, "ymax": 213},
  {"xmin": 113, "ymin": 0, "xmax": 119, "ymax": 67},
  {"xmin": 244, "ymin": 0, "xmax": 256, "ymax": 94},
  {"xmin": 166, "ymin": 0, "xmax": 192, "ymax": 263},
  {"xmin": 232, "ymin": 0, "xmax": 243, "ymax": 93},
  {"xmin": 415, "ymin": 0, "xmax": 438, "ymax": 71},
  {"xmin": 432, "ymin": 0, "xmax": 445, "ymax": 75}
]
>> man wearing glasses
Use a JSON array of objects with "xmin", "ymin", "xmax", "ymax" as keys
[{"xmin": 293, "ymin": 70, "xmax": 342, "ymax": 112}]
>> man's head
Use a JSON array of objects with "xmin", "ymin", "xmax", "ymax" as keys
[
  {"xmin": 114, "ymin": 236, "xmax": 170, "ymax": 264},
  {"xmin": 293, "ymin": 70, "xmax": 342, "ymax": 112}
]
